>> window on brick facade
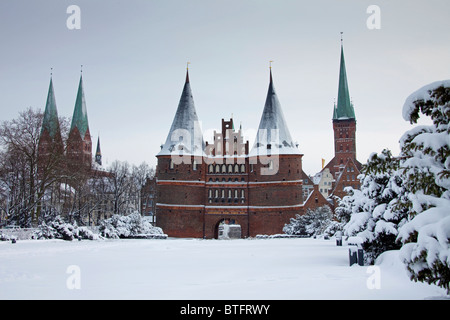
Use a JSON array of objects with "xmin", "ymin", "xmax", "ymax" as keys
[
  {"xmin": 240, "ymin": 164, "xmax": 245, "ymax": 173},
  {"xmin": 193, "ymin": 159, "xmax": 198, "ymax": 171},
  {"xmin": 208, "ymin": 164, "xmax": 214, "ymax": 173},
  {"xmin": 169, "ymin": 159, "xmax": 174, "ymax": 169}
]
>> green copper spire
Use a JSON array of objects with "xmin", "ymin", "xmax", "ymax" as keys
[
  {"xmin": 333, "ymin": 43, "xmax": 356, "ymax": 120},
  {"xmin": 41, "ymin": 76, "xmax": 61, "ymax": 139},
  {"xmin": 70, "ymin": 75, "xmax": 90, "ymax": 138}
]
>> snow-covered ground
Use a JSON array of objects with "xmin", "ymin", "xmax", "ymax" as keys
[{"xmin": 0, "ymin": 237, "xmax": 447, "ymax": 300}]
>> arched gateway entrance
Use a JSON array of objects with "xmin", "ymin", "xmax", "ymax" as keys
[{"xmin": 214, "ymin": 218, "xmax": 242, "ymax": 239}]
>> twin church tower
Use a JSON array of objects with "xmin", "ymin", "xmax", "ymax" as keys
[
  {"xmin": 38, "ymin": 73, "xmax": 102, "ymax": 171},
  {"xmin": 156, "ymin": 41, "xmax": 361, "ymax": 238}
]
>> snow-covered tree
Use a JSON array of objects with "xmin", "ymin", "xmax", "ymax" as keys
[
  {"xmin": 397, "ymin": 80, "xmax": 450, "ymax": 293},
  {"xmin": 34, "ymin": 215, "xmax": 99, "ymax": 240},
  {"xmin": 342, "ymin": 149, "xmax": 408, "ymax": 264},
  {"xmin": 284, "ymin": 205, "xmax": 334, "ymax": 237},
  {"xmin": 99, "ymin": 212, "xmax": 166, "ymax": 239}
]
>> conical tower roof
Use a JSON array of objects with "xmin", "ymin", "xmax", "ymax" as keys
[
  {"xmin": 41, "ymin": 77, "xmax": 61, "ymax": 139},
  {"xmin": 70, "ymin": 75, "xmax": 90, "ymax": 138},
  {"xmin": 158, "ymin": 69, "xmax": 204, "ymax": 157},
  {"xmin": 333, "ymin": 43, "xmax": 356, "ymax": 120},
  {"xmin": 251, "ymin": 69, "xmax": 300, "ymax": 156},
  {"xmin": 95, "ymin": 136, "xmax": 102, "ymax": 166},
  {"xmin": 95, "ymin": 136, "xmax": 101, "ymax": 156}
]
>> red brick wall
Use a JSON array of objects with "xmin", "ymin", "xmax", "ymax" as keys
[
  {"xmin": 155, "ymin": 153, "xmax": 305, "ymax": 238},
  {"xmin": 333, "ymin": 119, "xmax": 356, "ymax": 167},
  {"xmin": 248, "ymin": 155, "xmax": 303, "ymax": 182},
  {"xmin": 67, "ymin": 127, "xmax": 92, "ymax": 167},
  {"xmin": 156, "ymin": 206, "xmax": 204, "ymax": 238},
  {"xmin": 248, "ymin": 207, "xmax": 303, "ymax": 237},
  {"xmin": 157, "ymin": 156, "xmax": 205, "ymax": 181},
  {"xmin": 249, "ymin": 182, "xmax": 302, "ymax": 207},
  {"xmin": 157, "ymin": 182, "xmax": 205, "ymax": 205}
]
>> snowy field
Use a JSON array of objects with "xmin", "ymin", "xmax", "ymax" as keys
[{"xmin": 0, "ymin": 237, "xmax": 447, "ymax": 300}]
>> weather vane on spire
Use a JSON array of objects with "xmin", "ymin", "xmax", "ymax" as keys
[
  {"xmin": 81, "ymin": 64, "xmax": 83, "ymax": 73},
  {"xmin": 340, "ymin": 32, "xmax": 344, "ymax": 43},
  {"xmin": 50, "ymin": 67, "xmax": 53, "ymax": 77},
  {"xmin": 187, "ymin": 61, "xmax": 190, "ymax": 70},
  {"xmin": 269, "ymin": 60, "xmax": 274, "ymax": 69}
]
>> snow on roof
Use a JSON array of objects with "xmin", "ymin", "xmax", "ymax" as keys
[
  {"xmin": 402, "ymin": 79, "xmax": 450, "ymax": 122},
  {"xmin": 250, "ymin": 71, "xmax": 301, "ymax": 156},
  {"xmin": 158, "ymin": 74, "xmax": 205, "ymax": 157}
]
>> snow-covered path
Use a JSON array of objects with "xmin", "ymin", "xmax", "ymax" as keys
[{"xmin": 0, "ymin": 238, "xmax": 446, "ymax": 299}]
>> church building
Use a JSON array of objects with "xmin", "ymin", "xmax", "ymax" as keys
[
  {"xmin": 39, "ymin": 73, "xmax": 101, "ymax": 171},
  {"xmin": 323, "ymin": 40, "xmax": 362, "ymax": 198}
]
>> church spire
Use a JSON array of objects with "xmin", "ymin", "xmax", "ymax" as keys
[
  {"xmin": 67, "ymin": 73, "xmax": 92, "ymax": 168},
  {"xmin": 95, "ymin": 136, "xmax": 102, "ymax": 166},
  {"xmin": 251, "ymin": 67, "xmax": 300, "ymax": 155},
  {"xmin": 158, "ymin": 67, "xmax": 204, "ymax": 156},
  {"xmin": 41, "ymin": 75, "xmax": 62, "ymax": 140},
  {"xmin": 70, "ymin": 74, "xmax": 90, "ymax": 139},
  {"xmin": 333, "ymin": 39, "xmax": 356, "ymax": 120}
]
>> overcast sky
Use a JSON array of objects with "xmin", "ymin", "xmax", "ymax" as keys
[{"xmin": 1, "ymin": 0, "xmax": 449, "ymax": 174}]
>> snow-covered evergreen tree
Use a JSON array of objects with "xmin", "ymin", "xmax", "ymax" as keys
[
  {"xmin": 283, "ymin": 205, "xmax": 334, "ymax": 237},
  {"xmin": 397, "ymin": 81, "xmax": 450, "ymax": 294},
  {"xmin": 341, "ymin": 149, "xmax": 408, "ymax": 264}
]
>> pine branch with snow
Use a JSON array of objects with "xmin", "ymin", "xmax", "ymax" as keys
[
  {"xmin": 397, "ymin": 81, "xmax": 450, "ymax": 294},
  {"xmin": 340, "ymin": 149, "xmax": 408, "ymax": 264},
  {"xmin": 283, "ymin": 205, "xmax": 335, "ymax": 237}
]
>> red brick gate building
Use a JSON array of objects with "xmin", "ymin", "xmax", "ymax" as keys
[
  {"xmin": 155, "ymin": 68, "xmax": 311, "ymax": 238},
  {"xmin": 156, "ymin": 41, "xmax": 362, "ymax": 238}
]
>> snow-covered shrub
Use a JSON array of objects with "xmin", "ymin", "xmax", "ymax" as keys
[
  {"xmin": 397, "ymin": 81, "xmax": 450, "ymax": 294},
  {"xmin": 99, "ymin": 212, "xmax": 166, "ymax": 239},
  {"xmin": 341, "ymin": 149, "xmax": 408, "ymax": 264},
  {"xmin": 283, "ymin": 205, "xmax": 334, "ymax": 237},
  {"xmin": 35, "ymin": 216, "xmax": 76, "ymax": 240},
  {"xmin": 34, "ymin": 216, "xmax": 99, "ymax": 240}
]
